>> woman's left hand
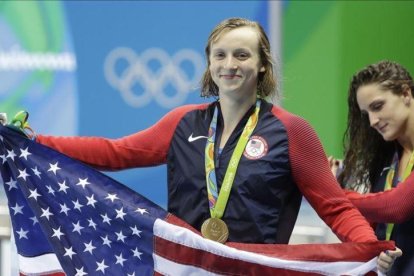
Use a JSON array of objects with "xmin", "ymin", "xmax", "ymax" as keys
[{"xmin": 377, "ymin": 248, "xmax": 402, "ymax": 274}]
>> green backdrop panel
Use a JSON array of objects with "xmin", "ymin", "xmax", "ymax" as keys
[{"xmin": 283, "ymin": 1, "xmax": 414, "ymax": 157}]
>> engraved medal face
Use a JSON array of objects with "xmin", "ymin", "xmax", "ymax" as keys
[{"xmin": 201, "ymin": 217, "xmax": 229, "ymax": 243}]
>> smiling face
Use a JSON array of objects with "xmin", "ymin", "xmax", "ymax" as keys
[
  {"xmin": 208, "ymin": 26, "xmax": 265, "ymax": 100},
  {"xmin": 356, "ymin": 83, "xmax": 412, "ymax": 141}
]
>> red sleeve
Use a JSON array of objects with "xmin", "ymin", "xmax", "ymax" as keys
[
  {"xmin": 345, "ymin": 173, "xmax": 414, "ymax": 223},
  {"xmin": 273, "ymin": 107, "xmax": 377, "ymax": 242},
  {"xmin": 36, "ymin": 105, "xmax": 205, "ymax": 171}
]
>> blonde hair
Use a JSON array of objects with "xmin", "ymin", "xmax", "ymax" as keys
[{"xmin": 200, "ymin": 18, "xmax": 278, "ymax": 99}]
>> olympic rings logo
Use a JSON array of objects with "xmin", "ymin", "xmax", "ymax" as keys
[{"xmin": 104, "ymin": 47, "xmax": 204, "ymax": 108}]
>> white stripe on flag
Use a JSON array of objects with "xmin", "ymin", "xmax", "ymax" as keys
[
  {"xmin": 18, "ymin": 253, "xmax": 63, "ymax": 275},
  {"xmin": 153, "ymin": 219, "xmax": 378, "ymax": 276}
]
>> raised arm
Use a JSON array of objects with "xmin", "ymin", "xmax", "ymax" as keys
[{"xmin": 37, "ymin": 105, "xmax": 202, "ymax": 171}]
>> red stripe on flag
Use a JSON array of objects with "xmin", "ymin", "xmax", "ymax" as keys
[
  {"xmin": 165, "ymin": 214, "xmax": 199, "ymax": 233},
  {"xmin": 165, "ymin": 214, "xmax": 394, "ymax": 262},
  {"xmin": 154, "ymin": 236, "xmax": 320, "ymax": 276}
]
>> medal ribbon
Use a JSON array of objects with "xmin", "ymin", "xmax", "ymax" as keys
[
  {"xmin": 205, "ymin": 99, "xmax": 261, "ymax": 219},
  {"xmin": 384, "ymin": 150, "xmax": 414, "ymax": 240}
]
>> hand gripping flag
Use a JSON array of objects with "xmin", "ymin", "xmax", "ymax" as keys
[{"xmin": 0, "ymin": 125, "xmax": 393, "ymax": 276}]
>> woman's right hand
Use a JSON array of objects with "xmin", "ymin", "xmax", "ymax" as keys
[{"xmin": 3, "ymin": 111, "xmax": 36, "ymax": 140}]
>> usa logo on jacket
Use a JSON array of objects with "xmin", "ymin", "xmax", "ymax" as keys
[{"xmin": 244, "ymin": 136, "xmax": 268, "ymax": 160}]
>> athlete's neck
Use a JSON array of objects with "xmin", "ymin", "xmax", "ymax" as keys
[{"xmin": 218, "ymin": 95, "xmax": 257, "ymax": 148}]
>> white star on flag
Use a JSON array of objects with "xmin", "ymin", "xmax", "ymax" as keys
[
  {"xmin": 101, "ymin": 213, "xmax": 112, "ymax": 225},
  {"xmin": 6, "ymin": 149, "xmax": 16, "ymax": 160},
  {"xmin": 135, "ymin": 207, "xmax": 148, "ymax": 215},
  {"xmin": 52, "ymin": 227, "xmax": 65, "ymax": 240},
  {"xmin": 115, "ymin": 207, "xmax": 127, "ymax": 220},
  {"xmin": 31, "ymin": 166, "xmax": 42, "ymax": 178},
  {"xmin": 72, "ymin": 221, "xmax": 84, "ymax": 234},
  {"xmin": 115, "ymin": 253, "xmax": 127, "ymax": 266},
  {"xmin": 105, "ymin": 193, "xmax": 119, "ymax": 202},
  {"xmin": 86, "ymin": 194, "xmax": 98, "ymax": 207},
  {"xmin": 0, "ymin": 154, "xmax": 7, "ymax": 164},
  {"xmin": 17, "ymin": 168, "xmax": 30, "ymax": 181},
  {"xmin": 46, "ymin": 185, "xmax": 55, "ymax": 195},
  {"xmin": 101, "ymin": 235, "xmax": 112, "ymax": 247},
  {"xmin": 96, "ymin": 260, "xmax": 109, "ymax": 273},
  {"xmin": 130, "ymin": 225, "xmax": 142, "ymax": 237},
  {"xmin": 72, "ymin": 199, "xmax": 84, "ymax": 211},
  {"xmin": 64, "ymin": 246, "xmax": 76, "ymax": 259},
  {"xmin": 40, "ymin": 207, "xmax": 53, "ymax": 220},
  {"xmin": 75, "ymin": 267, "xmax": 87, "ymax": 276},
  {"xmin": 48, "ymin": 162, "xmax": 60, "ymax": 175},
  {"xmin": 16, "ymin": 228, "xmax": 29, "ymax": 239},
  {"xmin": 28, "ymin": 188, "xmax": 41, "ymax": 201},
  {"xmin": 11, "ymin": 203, "xmax": 24, "ymax": 215},
  {"xmin": 4, "ymin": 178, "xmax": 17, "ymax": 191},
  {"xmin": 131, "ymin": 247, "xmax": 143, "ymax": 260},
  {"xmin": 19, "ymin": 147, "xmax": 32, "ymax": 160},
  {"xmin": 83, "ymin": 240, "xmax": 96, "ymax": 254},
  {"xmin": 58, "ymin": 180, "xmax": 69, "ymax": 193},
  {"xmin": 76, "ymin": 178, "xmax": 90, "ymax": 189},
  {"xmin": 59, "ymin": 203, "xmax": 70, "ymax": 215},
  {"xmin": 88, "ymin": 218, "xmax": 97, "ymax": 230}
]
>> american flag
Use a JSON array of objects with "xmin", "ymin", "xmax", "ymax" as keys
[{"xmin": 0, "ymin": 125, "xmax": 393, "ymax": 276}]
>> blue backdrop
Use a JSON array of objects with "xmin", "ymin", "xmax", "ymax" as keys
[
  {"xmin": 0, "ymin": 1, "xmax": 272, "ymax": 208},
  {"xmin": 65, "ymin": 1, "xmax": 271, "ymax": 208}
]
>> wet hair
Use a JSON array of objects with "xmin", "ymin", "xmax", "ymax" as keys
[
  {"xmin": 339, "ymin": 60, "xmax": 414, "ymax": 191},
  {"xmin": 200, "ymin": 17, "xmax": 278, "ymax": 100}
]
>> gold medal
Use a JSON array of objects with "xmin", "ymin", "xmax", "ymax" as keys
[{"xmin": 201, "ymin": 217, "xmax": 229, "ymax": 243}]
